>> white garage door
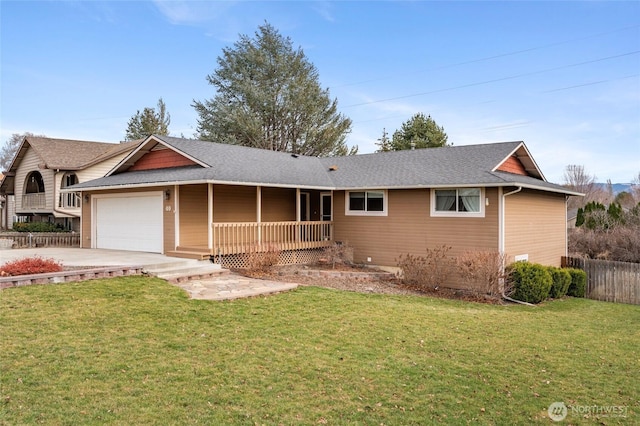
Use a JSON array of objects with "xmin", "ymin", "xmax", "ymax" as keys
[{"xmin": 95, "ymin": 193, "xmax": 163, "ymax": 253}]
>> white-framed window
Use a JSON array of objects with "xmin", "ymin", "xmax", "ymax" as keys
[
  {"xmin": 345, "ymin": 190, "xmax": 387, "ymax": 216},
  {"xmin": 430, "ymin": 188, "xmax": 485, "ymax": 217}
]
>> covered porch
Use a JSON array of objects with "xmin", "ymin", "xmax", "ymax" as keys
[{"xmin": 167, "ymin": 183, "xmax": 334, "ymax": 262}]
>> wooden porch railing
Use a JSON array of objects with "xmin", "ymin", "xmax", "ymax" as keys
[
  {"xmin": 212, "ymin": 221, "xmax": 333, "ymax": 255},
  {"xmin": 22, "ymin": 193, "xmax": 46, "ymax": 209}
]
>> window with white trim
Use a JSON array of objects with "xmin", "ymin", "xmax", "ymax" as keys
[
  {"xmin": 346, "ymin": 190, "xmax": 387, "ymax": 216},
  {"xmin": 431, "ymin": 188, "xmax": 484, "ymax": 217}
]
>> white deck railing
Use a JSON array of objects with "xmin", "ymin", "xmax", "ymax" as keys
[
  {"xmin": 58, "ymin": 192, "xmax": 81, "ymax": 209},
  {"xmin": 212, "ymin": 221, "xmax": 333, "ymax": 255}
]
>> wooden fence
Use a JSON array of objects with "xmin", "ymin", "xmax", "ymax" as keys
[
  {"xmin": 0, "ymin": 232, "xmax": 80, "ymax": 249},
  {"xmin": 562, "ymin": 256, "xmax": 640, "ymax": 305}
]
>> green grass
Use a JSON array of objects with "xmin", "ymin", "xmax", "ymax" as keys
[{"xmin": 1, "ymin": 277, "xmax": 638, "ymax": 425}]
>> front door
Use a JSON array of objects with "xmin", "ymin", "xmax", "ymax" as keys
[
  {"xmin": 320, "ymin": 192, "xmax": 332, "ymax": 240},
  {"xmin": 321, "ymin": 193, "xmax": 332, "ymax": 221},
  {"xmin": 300, "ymin": 192, "xmax": 310, "ymax": 221}
]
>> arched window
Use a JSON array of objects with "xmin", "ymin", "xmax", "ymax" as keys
[
  {"xmin": 60, "ymin": 173, "xmax": 80, "ymax": 208},
  {"xmin": 61, "ymin": 173, "xmax": 78, "ymax": 189},
  {"xmin": 25, "ymin": 171, "xmax": 45, "ymax": 193},
  {"xmin": 23, "ymin": 171, "xmax": 46, "ymax": 209}
]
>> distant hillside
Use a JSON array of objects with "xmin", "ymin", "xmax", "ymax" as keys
[{"xmin": 595, "ymin": 183, "xmax": 632, "ymax": 195}]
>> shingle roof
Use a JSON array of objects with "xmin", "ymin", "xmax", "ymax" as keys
[
  {"xmin": 319, "ymin": 142, "xmax": 524, "ymax": 188},
  {"xmin": 0, "ymin": 137, "xmax": 140, "ymax": 195},
  {"xmin": 70, "ymin": 136, "xmax": 579, "ymax": 195}
]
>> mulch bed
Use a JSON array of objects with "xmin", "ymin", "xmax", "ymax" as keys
[{"xmin": 236, "ymin": 263, "xmax": 505, "ymax": 304}]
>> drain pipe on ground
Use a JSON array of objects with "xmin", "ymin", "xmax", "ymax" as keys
[{"xmin": 500, "ymin": 186, "xmax": 536, "ymax": 306}]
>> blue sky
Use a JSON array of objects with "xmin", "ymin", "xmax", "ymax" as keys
[{"xmin": 1, "ymin": 1, "xmax": 638, "ymax": 184}]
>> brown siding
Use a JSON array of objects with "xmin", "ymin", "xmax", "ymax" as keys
[
  {"xmin": 213, "ymin": 185, "xmax": 256, "ymax": 222},
  {"xmin": 333, "ymin": 188, "xmax": 500, "ymax": 272},
  {"xmin": 504, "ymin": 189, "xmax": 566, "ymax": 267},
  {"xmin": 497, "ymin": 156, "xmax": 528, "ymax": 176},
  {"xmin": 178, "ymin": 184, "xmax": 208, "ymax": 247},
  {"xmin": 261, "ymin": 187, "xmax": 295, "ymax": 221},
  {"xmin": 80, "ymin": 186, "xmax": 176, "ymax": 253},
  {"xmin": 129, "ymin": 148, "xmax": 197, "ymax": 171}
]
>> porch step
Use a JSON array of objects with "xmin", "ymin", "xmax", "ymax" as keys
[
  {"xmin": 167, "ymin": 246, "xmax": 212, "ymax": 261},
  {"xmin": 166, "ymin": 250, "xmax": 211, "ymax": 261},
  {"xmin": 144, "ymin": 260, "xmax": 229, "ymax": 284}
]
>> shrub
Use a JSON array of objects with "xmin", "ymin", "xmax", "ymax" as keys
[
  {"xmin": 455, "ymin": 250, "xmax": 509, "ymax": 296},
  {"xmin": 0, "ymin": 256, "xmax": 63, "ymax": 276},
  {"xmin": 322, "ymin": 241, "xmax": 353, "ymax": 269},
  {"xmin": 396, "ymin": 245, "xmax": 452, "ymax": 291},
  {"xmin": 243, "ymin": 243, "xmax": 281, "ymax": 274},
  {"xmin": 548, "ymin": 267, "xmax": 572, "ymax": 299},
  {"xmin": 507, "ymin": 262, "xmax": 552, "ymax": 304},
  {"xmin": 12, "ymin": 222, "xmax": 66, "ymax": 233},
  {"xmin": 566, "ymin": 268, "xmax": 587, "ymax": 298}
]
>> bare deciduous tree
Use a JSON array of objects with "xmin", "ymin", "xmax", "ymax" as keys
[
  {"xmin": 563, "ymin": 165, "xmax": 609, "ymax": 209},
  {"xmin": 1, "ymin": 132, "xmax": 45, "ymax": 172}
]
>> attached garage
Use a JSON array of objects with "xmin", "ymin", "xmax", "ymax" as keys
[{"xmin": 93, "ymin": 192, "xmax": 164, "ymax": 253}]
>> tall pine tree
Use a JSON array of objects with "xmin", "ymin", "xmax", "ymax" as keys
[{"xmin": 193, "ymin": 22, "xmax": 355, "ymax": 156}]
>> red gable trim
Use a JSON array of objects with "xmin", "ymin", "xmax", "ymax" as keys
[
  {"xmin": 496, "ymin": 155, "xmax": 528, "ymax": 176},
  {"xmin": 129, "ymin": 148, "xmax": 197, "ymax": 171}
]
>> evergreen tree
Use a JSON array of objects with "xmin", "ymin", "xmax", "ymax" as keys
[
  {"xmin": 193, "ymin": 22, "xmax": 355, "ymax": 156},
  {"xmin": 390, "ymin": 113, "xmax": 449, "ymax": 150},
  {"xmin": 125, "ymin": 98, "xmax": 171, "ymax": 141},
  {"xmin": 375, "ymin": 128, "xmax": 392, "ymax": 152}
]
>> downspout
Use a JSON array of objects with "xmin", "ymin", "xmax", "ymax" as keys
[{"xmin": 500, "ymin": 186, "xmax": 534, "ymax": 305}]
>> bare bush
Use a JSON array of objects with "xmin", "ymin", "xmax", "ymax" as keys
[
  {"xmin": 569, "ymin": 227, "xmax": 640, "ymax": 263},
  {"xmin": 396, "ymin": 245, "xmax": 452, "ymax": 290},
  {"xmin": 456, "ymin": 250, "xmax": 510, "ymax": 296},
  {"xmin": 321, "ymin": 241, "xmax": 353, "ymax": 269},
  {"xmin": 243, "ymin": 243, "xmax": 282, "ymax": 273}
]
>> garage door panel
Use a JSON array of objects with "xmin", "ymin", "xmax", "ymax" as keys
[{"xmin": 95, "ymin": 194, "xmax": 163, "ymax": 253}]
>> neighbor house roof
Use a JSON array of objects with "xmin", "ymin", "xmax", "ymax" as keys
[
  {"xmin": 0, "ymin": 137, "xmax": 141, "ymax": 195},
  {"xmin": 69, "ymin": 135, "xmax": 582, "ymax": 196}
]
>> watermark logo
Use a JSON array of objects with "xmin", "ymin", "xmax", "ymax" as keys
[
  {"xmin": 548, "ymin": 402, "xmax": 568, "ymax": 422},
  {"xmin": 548, "ymin": 401, "xmax": 628, "ymax": 421}
]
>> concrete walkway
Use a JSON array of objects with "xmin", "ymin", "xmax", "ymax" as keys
[
  {"xmin": 174, "ymin": 275, "xmax": 298, "ymax": 301},
  {"xmin": 0, "ymin": 248, "xmax": 298, "ymax": 301}
]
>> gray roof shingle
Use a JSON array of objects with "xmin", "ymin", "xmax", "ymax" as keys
[{"xmin": 70, "ymin": 136, "xmax": 578, "ymax": 195}]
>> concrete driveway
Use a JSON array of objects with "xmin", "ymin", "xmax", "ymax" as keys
[
  {"xmin": 0, "ymin": 247, "xmax": 298, "ymax": 301},
  {"xmin": 0, "ymin": 247, "xmax": 185, "ymax": 268}
]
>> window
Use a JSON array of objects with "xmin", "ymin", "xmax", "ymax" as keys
[
  {"xmin": 431, "ymin": 188, "xmax": 484, "ymax": 217},
  {"xmin": 346, "ymin": 190, "xmax": 387, "ymax": 216}
]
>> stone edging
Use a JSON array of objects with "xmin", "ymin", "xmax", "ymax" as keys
[
  {"xmin": 292, "ymin": 269, "xmax": 395, "ymax": 281},
  {"xmin": 0, "ymin": 266, "xmax": 144, "ymax": 289}
]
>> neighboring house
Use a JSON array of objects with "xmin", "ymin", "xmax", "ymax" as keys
[
  {"xmin": 567, "ymin": 208, "xmax": 578, "ymax": 229},
  {"xmin": 0, "ymin": 173, "xmax": 6, "ymax": 229},
  {"xmin": 69, "ymin": 135, "xmax": 581, "ymax": 288},
  {"xmin": 0, "ymin": 136, "xmax": 138, "ymax": 231}
]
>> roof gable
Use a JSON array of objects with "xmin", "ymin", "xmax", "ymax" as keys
[
  {"xmin": 108, "ymin": 136, "xmax": 208, "ymax": 176},
  {"xmin": 128, "ymin": 146, "xmax": 199, "ymax": 171},
  {"xmin": 492, "ymin": 142, "xmax": 544, "ymax": 180}
]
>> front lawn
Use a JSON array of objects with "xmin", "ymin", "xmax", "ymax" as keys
[{"xmin": 1, "ymin": 277, "xmax": 638, "ymax": 425}]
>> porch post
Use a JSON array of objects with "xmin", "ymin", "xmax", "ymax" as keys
[
  {"xmin": 208, "ymin": 183, "xmax": 213, "ymax": 252},
  {"xmin": 256, "ymin": 186, "xmax": 262, "ymax": 244},
  {"xmin": 296, "ymin": 188, "xmax": 301, "ymax": 242},
  {"xmin": 174, "ymin": 185, "xmax": 180, "ymax": 248}
]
